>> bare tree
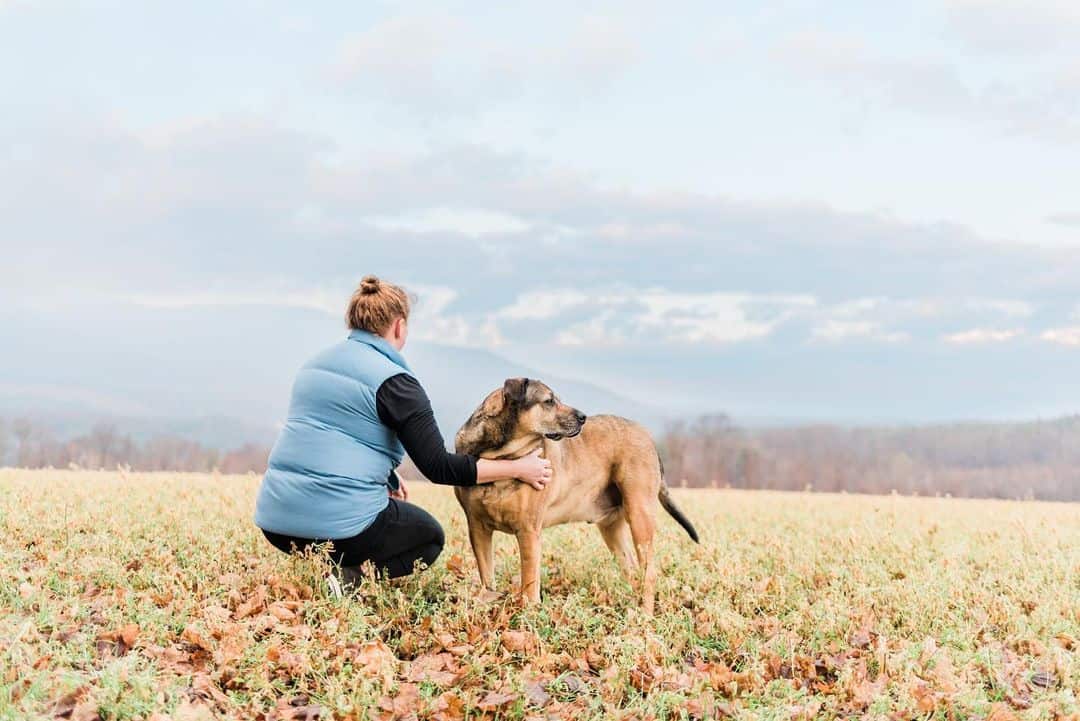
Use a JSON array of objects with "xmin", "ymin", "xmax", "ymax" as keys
[
  {"xmin": 13, "ymin": 418, "xmax": 36, "ymax": 467},
  {"xmin": 0, "ymin": 418, "xmax": 8, "ymax": 467},
  {"xmin": 88, "ymin": 423, "xmax": 119, "ymax": 469}
]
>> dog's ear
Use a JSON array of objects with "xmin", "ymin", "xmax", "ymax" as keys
[
  {"xmin": 503, "ymin": 377, "xmax": 529, "ymax": 406},
  {"xmin": 479, "ymin": 388, "xmax": 505, "ymax": 418}
]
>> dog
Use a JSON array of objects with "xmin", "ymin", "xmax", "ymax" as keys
[{"xmin": 453, "ymin": 377, "xmax": 699, "ymax": 615}]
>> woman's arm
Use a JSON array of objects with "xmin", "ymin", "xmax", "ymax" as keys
[
  {"xmin": 477, "ymin": 449, "xmax": 551, "ymax": 490},
  {"xmin": 376, "ymin": 374, "xmax": 550, "ymax": 489}
]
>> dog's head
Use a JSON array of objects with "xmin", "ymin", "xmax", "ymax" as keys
[{"xmin": 454, "ymin": 377, "xmax": 587, "ymax": 456}]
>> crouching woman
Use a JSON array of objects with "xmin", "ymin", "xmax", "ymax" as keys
[{"xmin": 254, "ymin": 276, "xmax": 551, "ymax": 583}]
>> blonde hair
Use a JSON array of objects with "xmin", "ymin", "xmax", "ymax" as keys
[{"xmin": 345, "ymin": 275, "xmax": 411, "ymax": 335}]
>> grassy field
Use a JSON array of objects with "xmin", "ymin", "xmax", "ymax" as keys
[{"xmin": 1, "ymin": 470, "xmax": 1078, "ymax": 720}]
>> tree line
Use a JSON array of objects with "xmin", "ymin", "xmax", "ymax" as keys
[
  {"xmin": 3, "ymin": 414, "xmax": 1079, "ymax": 500},
  {"xmin": 0, "ymin": 418, "xmax": 270, "ymax": 474},
  {"xmin": 657, "ymin": 414, "xmax": 1080, "ymax": 501}
]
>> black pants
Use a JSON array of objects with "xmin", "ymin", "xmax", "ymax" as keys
[{"xmin": 262, "ymin": 499, "xmax": 445, "ymax": 579}]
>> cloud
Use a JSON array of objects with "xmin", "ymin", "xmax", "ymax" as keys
[
  {"xmin": 555, "ymin": 310, "xmax": 627, "ymax": 347},
  {"xmin": 943, "ymin": 328, "xmax": 1024, "ymax": 344},
  {"xmin": 1040, "ymin": 327, "xmax": 1080, "ymax": 346},
  {"xmin": 332, "ymin": 12, "xmax": 640, "ymax": 116},
  {"xmin": 1047, "ymin": 213, "xmax": 1080, "ymax": 228},
  {"xmin": 636, "ymin": 292, "xmax": 815, "ymax": 344},
  {"xmin": 125, "ymin": 289, "xmax": 341, "ymax": 315},
  {"xmin": 494, "ymin": 289, "xmax": 818, "ymax": 346},
  {"xmin": 811, "ymin": 320, "xmax": 910, "ymax": 344},
  {"xmin": 944, "ymin": 0, "xmax": 1080, "ymax": 56},
  {"xmin": 775, "ymin": 28, "xmax": 1080, "ymax": 143},
  {"xmin": 364, "ymin": 207, "xmax": 531, "ymax": 237},
  {"xmin": 7, "ymin": 114, "xmax": 1080, "ymax": 356},
  {"xmin": 119, "ymin": 282, "xmax": 505, "ymax": 347},
  {"xmin": 497, "ymin": 290, "xmax": 591, "ymax": 321}
]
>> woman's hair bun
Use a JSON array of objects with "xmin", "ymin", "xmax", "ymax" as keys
[{"xmin": 359, "ymin": 275, "xmax": 381, "ymax": 295}]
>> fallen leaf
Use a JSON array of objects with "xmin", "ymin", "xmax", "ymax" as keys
[
  {"xmin": 986, "ymin": 703, "xmax": 1020, "ymax": 721},
  {"xmin": 477, "ymin": 690, "xmax": 517, "ymax": 711},
  {"xmin": 181, "ymin": 624, "xmax": 213, "ymax": 652},
  {"xmin": 524, "ymin": 681, "xmax": 550, "ymax": 708},
  {"xmin": 1030, "ymin": 670, "xmax": 1057, "ymax": 688},
  {"xmin": 119, "ymin": 623, "xmax": 139, "ymax": 648},
  {"xmin": 445, "ymin": 554, "xmax": 466, "ymax": 577},
  {"xmin": 501, "ymin": 630, "xmax": 538, "ymax": 654}
]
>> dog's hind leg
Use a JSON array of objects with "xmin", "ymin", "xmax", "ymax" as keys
[
  {"xmin": 598, "ymin": 512, "xmax": 638, "ymax": 584},
  {"xmin": 467, "ymin": 519, "xmax": 496, "ymax": 591},
  {"xmin": 623, "ymin": 498, "xmax": 658, "ymax": 615}
]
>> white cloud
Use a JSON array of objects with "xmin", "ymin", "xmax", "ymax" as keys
[
  {"xmin": 555, "ymin": 310, "xmax": 627, "ymax": 346},
  {"xmin": 944, "ymin": 0, "xmax": 1080, "ymax": 56},
  {"xmin": 961, "ymin": 299, "xmax": 1035, "ymax": 318},
  {"xmin": 1048, "ymin": 213, "xmax": 1080, "ymax": 228},
  {"xmin": 332, "ymin": 11, "xmax": 640, "ymax": 115},
  {"xmin": 943, "ymin": 328, "xmax": 1023, "ymax": 344},
  {"xmin": 1040, "ymin": 327, "xmax": 1080, "ymax": 346},
  {"xmin": 776, "ymin": 28, "xmax": 1080, "ymax": 143},
  {"xmin": 125, "ymin": 290, "xmax": 340, "ymax": 316},
  {"xmin": 364, "ymin": 207, "xmax": 531, "ymax": 237},
  {"xmin": 637, "ymin": 292, "xmax": 816, "ymax": 344},
  {"xmin": 497, "ymin": 290, "xmax": 591, "ymax": 321},
  {"xmin": 398, "ymin": 284, "xmax": 506, "ymax": 346},
  {"xmin": 812, "ymin": 320, "xmax": 910, "ymax": 344}
]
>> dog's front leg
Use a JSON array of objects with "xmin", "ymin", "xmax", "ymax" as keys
[
  {"xmin": 467, "ymin": 518, "xmax": 496, "ymax": 591},
  {"xmin": 515, "ymin": 528, "xmax": 543, "ymax": 605}
]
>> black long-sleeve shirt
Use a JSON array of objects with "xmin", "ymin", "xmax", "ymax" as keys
[{"xmin": 375, "ymin": 373, "xmax": 478, "ymax": 486}]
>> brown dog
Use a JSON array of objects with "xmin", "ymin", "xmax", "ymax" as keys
[{"xmin": 454, "ymin": 377, "xmax": 699, "ymax": 614}]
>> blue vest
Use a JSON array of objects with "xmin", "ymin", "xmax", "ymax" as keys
[{"xmin": 254, "ymin": 330, "xmax": 412, "ymax": 539}]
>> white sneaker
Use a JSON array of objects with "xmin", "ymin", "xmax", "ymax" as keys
[{"xmin": 326, "ymin": 573, "xmax": 344, "ymax": 600}]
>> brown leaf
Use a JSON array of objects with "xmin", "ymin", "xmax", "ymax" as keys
[
  {"xmin": 354, "ymin": 639, "xmax": 397, "ymax": 679},
  {"xmin": 431, "ymin": 692, "xmax": 466, "ymax": 721},
  {"xmin": 181, "ymin": 624, "xmax": 214, "ymax": 652},
  {"xmin": 71, "ymin": 700, "xmax": 102, "ymax": 721},
  {"xmin": 524, "ymin": 681, "xmax": 551, "ymax": 708},
  {"xmin": 477, "ymin": 690, "xmax": 517, "ymax": 711},
  {"xmin": 1054, "ymin": 633, "xmax": 1077, "ymax": 651},
  {"xmin": 445, "ymin": 554, "xmax": 466, "ymax": 577},
  {"xmin": 501, "ymin": 630, "xmax": 538, "ymax": 654},
  {"xmin": 629, "ymin": 662, "xmax": 659, "ymax": 693},
  {"xmin": 119, "ymin": 623, "xmax": 139, "ymax": 648},
  {"xmin": 986, "ymin": 703, "xmax": 1021, "ymax": 721},
  {"xmin": 50, "ymin": 685, "xmax": 88, "ymax": 718},
  {"xmin": 849, "ymin": 629, "xmax": 872, "ymax": 649},
  {"xmin": 406, "ymin": 653, "xmax": 459, "ymax": 686},
  {"xmin": 268, "ymin": 602, "xmax": 297, "ymax": 622},
  {"xmin": 378, "ymin": 683, "xmax": 420, "ymax": 718}
]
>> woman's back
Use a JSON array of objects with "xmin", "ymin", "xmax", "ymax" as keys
[{"xmin": 254, "ymin": 330, "xmax": 412, "ymax": 539}]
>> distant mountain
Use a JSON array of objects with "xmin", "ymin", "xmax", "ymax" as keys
[
  {"xmin": 406, "ymin": 342, "xmax": 661, "ymax": 439},
  {"xmin": 0, "ymin": 302, "xmax": 658, "ymax": 449}
]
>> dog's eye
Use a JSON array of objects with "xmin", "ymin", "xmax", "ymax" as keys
[{"xmin": 545, "ymin": 398, "xmax": 556, "ymax": 407}]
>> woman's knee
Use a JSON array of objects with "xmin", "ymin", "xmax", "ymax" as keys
[
  {"xmin": 428, "ymin": 518, "xmax": 446, "ymax": 549},
  {"xmin": 419, "ymin": 541, "xmax": 443, "ymax": 569}
]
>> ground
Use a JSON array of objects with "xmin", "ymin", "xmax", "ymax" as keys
[{"xmin": 1, "ymin": 470, "xmax": 1078, "ymax": 721}]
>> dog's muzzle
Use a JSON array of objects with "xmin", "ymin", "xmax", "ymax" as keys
[{"xmin": 545, "ymin": 413, "xmax": 587, "ymax": 441}]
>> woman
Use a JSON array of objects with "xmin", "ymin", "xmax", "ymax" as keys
[{"xmin": 254, "ymin": 276, "xmax": 551, "ymax": 581}]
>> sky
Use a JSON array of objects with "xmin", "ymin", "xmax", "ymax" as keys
[{"xmin": 3, "ymin": 0, "xmax": 1080, "ymax": 424}]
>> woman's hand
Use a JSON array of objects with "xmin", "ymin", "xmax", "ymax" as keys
[
  {"xmin": 513, "ymin": 448, "xmax": 553, "ymax": 490},
  {"xmin": 389, "ymin": 475, "xmax": 409, "ymax": 501}
]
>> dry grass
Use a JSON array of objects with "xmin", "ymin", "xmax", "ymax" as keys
[{"xmin": 1, "ymin": 469, "xmax": 1078, "ymax": 720}]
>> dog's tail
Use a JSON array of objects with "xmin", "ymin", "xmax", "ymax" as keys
[{"xmin": 657, "ymin": 453, "xmax": 700, "ymax": 544}]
